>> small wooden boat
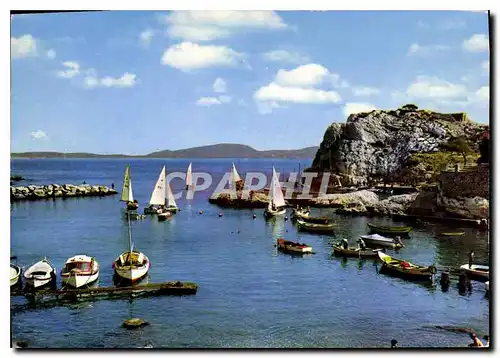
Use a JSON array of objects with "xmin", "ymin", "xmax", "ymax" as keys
[
  {"xmin": 377, "ymin": 251, "xmax": 436, "ymax": 280},
  {"xmin": 333, "ymin": 243, "xmax": 382, "ymax": 258},
  {"xmin": 10, "ymin": 262, "xmax": 21, "ymax": 287},
  {"xmin": 296, "ymin": 219, "xmax": 335, "ymax": 233},
  {"xmin": 264, "ymin": 166, "xmax": 287, "ymax": 218},
  {"xmin": 460, "ymin": 264, "xmax": 489, "ymax": 281},
  {"xmin": 292, "ymin": 209, "xmax": 329, "ymax": 224},
  {"xmin": 121, "ymin": 165, "xmax": 139, "ymax": 211},
  {"xmin": 359, "ymin": 234, "xmax": 404, "ymax": 249},
  {"xmin": 61, "ymin": 255, "xmax": 100, "ymax": 288},
  {"xmin": 276, "ymin": 238, "xmax": 313, "ymax": 254},
  {"xmin": 439, "ymin": 232, "xmax": 465, "ymax": 237},
  {"xmin": 24, "ymin": 258, "xmax": 56, "ymax": 288},
  {"xmin": 158, "ymin": 211, "xmax": 172, "ymax": 221},
  {"xmin": 368, "ymin": 223, "xmax": 412, "ymax": 235}
]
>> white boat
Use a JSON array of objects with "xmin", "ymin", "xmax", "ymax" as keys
[
  {"xmin": 61, "ymin": 255, "xmax": 100, "ymax": 288},
  {"xmin": 113, "ymin": 212, "xmax": 150, "ymax": 283},
  {"xmin": 359, "ymin": 234, "xmax": 404, "ymax": 249},
  {"xmin": 460, "ymin": 264, "xmax": 489, "ymax": 280},
  {"xmin": 10, "ymin": 263, "xmax": 21, "ymax": 287},
  {"xmin": 144, "ymin": 166, "xmax": 166, "ymax": 214},
  {"xmin": 165, "ymin": 181, "xmax": 178, "ymax": 213},
  {"xmin": 277, "ymin": 238, "xmax": 313, "ymax": 254},
  {"xmin": 264, "ymin": 166, "xmax": 286, "ymax": 218},
  {"xmin": 121, "ymin": 165, "xmax": 138, "ymax": 211},
  {"xmin": 24, "ymin": 258, "xmax": 56, "ymax": 288},
  {"xmin": 186, "ymin": 162, "xmax": 193, "ymax": 190}
]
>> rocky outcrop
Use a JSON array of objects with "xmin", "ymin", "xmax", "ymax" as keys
[
  {"xmin": 310, "ymin": 105, "xmax": 486, "ymax": 185},
  {"xmin": 10, "ymin": 184, "xmax": 118, "ymax": 202}
]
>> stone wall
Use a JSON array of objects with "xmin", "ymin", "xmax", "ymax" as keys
[{"xmin": 438, "ymin": 165, "xmax": 489, "ymax": 199}]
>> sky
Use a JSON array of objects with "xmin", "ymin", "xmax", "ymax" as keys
[{"xmin": 10, "ymin": 10, "xmax": 490, "ymax": 154}]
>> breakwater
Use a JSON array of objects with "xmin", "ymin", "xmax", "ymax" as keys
[{"xmin": 10, "ymin": 184, "xmax": 118, "ymax": 202}]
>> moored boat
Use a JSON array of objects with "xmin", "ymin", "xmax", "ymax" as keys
[
  {"xmin": 113, "ymin": 212, "xmax": 150, "ymax": 284},
  {"xmin": 10, "ymin": 262, "xmax": 21, "ymax": 287},
  {"xmin": 359, "ymin": 234, "xmax": 404, "ymax": 249},
  {"xmin": 158, "ymin": 211, "xmax": 173, "ymax": 221},
  {"xmin": 276, "ymin": 238, "xmax": 313, "ymax": 254},
  {"xmin": 377, "ymin": 251, "xmax": 436, "ymax": 281},
  {"xmin": 296, "ymin": 219, "xmax": 335, "ymax": 233},
  {"xmin": 121, "ymin": 165, "xmax": 139, "ymax": 211},
  {"xmin": 292, "ymin": 208, "xmax": 329, "ymax": 224},
  {"xmin": 165, "ymin": 181, "xmax": 178, "ymax": 213},
  {"xmin": 144, "ymin": 166, "xmax": 167, "ymax": 215},
  {"xmin": 368, "ymin": 223, "xmax": 412, "ymax": 235},
  {"xmin": 439, "ymin": 232, "xmax": 465, "ymax": 237},
  {"xmin": 24, "ymin": 258, "xmax": 56, "ymax": 288},
  {"xmin": 460, "ymin": 264, "xmax": 489, "ymax": 281},
  {"xmin": 333, "ymin": 242, "xmax": 382, "ymax": 258},
  {"xmin": 264, "ymin": 166, "xmax": 287, "ymax": 218},
  {"xmin": 61, "ymin": 255, "xmax": 100, "ymax": 288}
]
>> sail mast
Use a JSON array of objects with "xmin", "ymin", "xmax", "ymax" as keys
[{"xmin": 127, "ymin": 211, "xmax": 133, "ymax": 252}]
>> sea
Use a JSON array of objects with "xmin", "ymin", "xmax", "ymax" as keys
[{"xmin": 10, "ymin": 158, "xmax": 490, "ymax": 348}]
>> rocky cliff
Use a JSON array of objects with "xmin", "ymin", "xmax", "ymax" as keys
[{"xmin": 310, "ymin": 105, "xmax": 486, "ymax": 185}]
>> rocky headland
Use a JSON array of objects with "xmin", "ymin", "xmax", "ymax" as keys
[{"xmin": 11, "ymin": 184, "xmax": 118, "ymax": 202}]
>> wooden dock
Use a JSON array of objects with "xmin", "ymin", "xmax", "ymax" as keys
[{"xmin": 11, "ymin": 281, "xmax": 198, "ymax": 311}]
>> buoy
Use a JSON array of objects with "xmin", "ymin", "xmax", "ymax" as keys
[
  {"xmin": 219, "ymin": 213, "xmax": 223, "ymax": 217},
  {"xmin": 284, "ymin": 216, "xmax": 288, "ymax": 221},
  {"xmin": 199, "ymin": 210, "xmax": 203, "ymax": 214},
  {"xmin": 122, "ymin": 318, "xmax": 149, "ymax": 330},
  {"xmin": 252, "ymin": 214, "xmax": 257, "ymax": 219}
]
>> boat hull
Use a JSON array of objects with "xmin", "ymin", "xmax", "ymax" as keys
[
  {"xmin": 24, "ymin": 259, "xmax": 56, "ymax": 289},
  {"xmin": 367, "ymin": 223, "xmax": 412, "ymax": 235},
  {"xmin": 296, "ymin": 220, "xmax": 335, "ymax": 234},
  {"xmin": 114, "ymin": 265, "xmax": 150, "ymax": 283},
  {"xmin": 277, "ymin": 239, "xmax": 313, "ymax": 254},
  {"xmin": 359, "ymin": 235, "xmax": 402, "ymax": 249},
  {"xmin": 158, "ymin": 212, "xmax": 172, "ymax": 221},
  {"xmin": 460, "ymin": 264, "xmax": 489, "ymax": 281},
  {"xmin": 333, "ymin": 246, "xmax": 380, "ymax": 258},
  {"xmin": 25, "ymin": 276, "xmax": 54, "ymax": 288},
  {"xmin": 292, "ymin": 210, "xmax": 329, "ymax": 224},
  {"xmin": 10, "ymin": 264, "xmax": 21, "ymax": 287},
  {"xmin": 264, "ymin": 207, "xmax": 286, "ymax": 218},
  {"xmin": 127, "ymin": 202, "xmax": 139, "ymax": 211},
  {"xmin": 378, "ymin": 252, "xmax": 435, "ymax": 281},
  {"xmin": 61, "ymin": 271, "xmax": 99, "ymax": 288}
]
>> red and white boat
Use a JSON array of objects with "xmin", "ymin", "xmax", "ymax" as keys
[
  {"xmin": 61, "ymin": 255, "xmax": 99, "ymax": 288},
  {"xmin": 276, "ymin": 238, "xmax": 313, "ymax": 254}
]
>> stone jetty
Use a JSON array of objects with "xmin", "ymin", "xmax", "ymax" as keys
[{"xmin": 10, "ymin": 184, "xmax": 118, "ymax": 202}]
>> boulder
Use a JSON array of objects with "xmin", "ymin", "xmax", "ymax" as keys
[
  {"xmin": 122, "ymin": 318, "xmax": 149, "ymax": 330},
  {"xmin": 437, "ymin": 195, "xmax": 489, "ymax": 219}
]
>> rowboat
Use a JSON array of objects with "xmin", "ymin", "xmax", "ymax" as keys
[
  {"xmin": 460, "ymin": 264, "xmax": 489, "ymax": 281},
  {"xmin": 61, "ymin": 255, "xmax": 100, "ymax": 288},
  {"xmin": 24, "ymin": 258, "xmax": 56, "ymax": 288},
  {"xmin": 333, "ymin": 243, "xmax": 382, "ymax": 258},
  {"xmin": 368, "ymin": 223, "xmax": 412, "ymax": 235},
  {"xmin": 264, "ymin": 166, "xmax": 287, "ymax": 218},
  {"xmin": 10, "ymin": 263, "xmax": 21, "ymax": 287},
  {"xmin": 121, "ymin": 165, "xmax": 139, "ymax": 211},
  {"xmin": 359, "ymin": 234, "xmax": 404, "ymax": 249},
  {"xmin": 377, "ymin": 251, "xmax": 436, "ymax": 281},
  {"xmin": 292, "ymin": 209, "xmax": 330, "ymax": 224},
  {"xmin": 276, "ymin": 238, "xmax": 313, "ymax": 254},
  {"xmin": 296, "ymin": 219, "xmax": 335, "ymax": 233},
  {"xmin": 158, "ymin": 211, "xmax": 172, "ymax": 221},
  {"xmin": 113, "ymin": 211, "xmax": 150, "ymax": 284},
  {"xmin": 439, "ymin": 232, "xmax": 465, "ymax": 237}
]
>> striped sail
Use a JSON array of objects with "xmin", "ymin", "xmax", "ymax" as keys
[
  {"xmin": 186, "ymin": 163, "xmax": 193, "ymax": 187},
  {"xmin": 121, "ymin": 165, "xmax": 134, "ymax": 202},
  {"xmin": 149, "ymin": 166, "xmax": 166, "ymax": 206}
]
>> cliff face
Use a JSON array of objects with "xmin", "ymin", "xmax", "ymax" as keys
[{"xmin": 311, "ymin": 105, "xmax": 485, "ymax": 183}]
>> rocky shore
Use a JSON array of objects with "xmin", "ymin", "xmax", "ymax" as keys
[{"xmin": 10, "ymin": 184, "xmax": 118, "ymax": 202}]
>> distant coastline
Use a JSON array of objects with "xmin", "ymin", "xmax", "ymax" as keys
[{"xmin": 11, "ymin": 143, "xmax": 319, "ymax": 159}]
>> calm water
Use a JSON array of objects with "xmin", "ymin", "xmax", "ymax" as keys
[{"xmin": 10, "ymin": 159, "xmax": 490, "ymax": 348}]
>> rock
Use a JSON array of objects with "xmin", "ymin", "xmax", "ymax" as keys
[
  {"xmin": 10, "ymin": 175, "xmax": 24, "ymax": 181},
  {"xmin": 438, "ymin": 195, "xmax": 489, "ymax": 219},
  {"xmin": 122, "ymin": 318, "xmax": 149, "ymax": 330},
  {"xmin": 33, "ymin": 189, "xmax": 47, "ymax": 198},
  {"xmin": 373, "ymin": 193, "xmax": 419, "ymax": 215},
  {"xmin": 54, "ymin": 190, "xmax": 63, "ymax": 197}
]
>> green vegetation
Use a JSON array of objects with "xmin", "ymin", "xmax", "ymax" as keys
[{"xmin": 446, "ymin": 137, "xmax": 474, "ymax": 166}]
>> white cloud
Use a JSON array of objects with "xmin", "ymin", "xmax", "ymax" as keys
[
  {"xmin": 262, "ymin": 50, "xmax": 310, "ymax": 64},
  {"xmin": 352, "ymin": 86, "xmax": 380, "ymax": 97},
  {"xmin": 407, "ymin": 43, "xmax": 450, "ymax": 57},
  {"xmin": 482, "ymin": 60, "xmax": 489, "ymax": 73},
  {"xmin": 30, "ymin": 130, "xmax": 47, "ymax": 140},
  {"xmin": 472, "ymin": 86, "xmax": 489, "ymax": 102},
  {"xmin": 57, "ymin": 61, "xmax": 80, "ymax": 78},
  {"xmin": 163, "ymin": 10, "xmax": 288, "ymax": 42},
  {"xmin": 46, "ymin": 49, "xmax": 56, "ymax": 60},
  {"xmin": 343, "ymin": 103, "xmax": 377, "ymax": 117},
  {"xmin": 161, "ymin": 42, "xmax": 243, "ymax": 71},
  {"xmin": 274, "ymin": 63, "xmax": 335, "ymax": 88},
  {"xmin": 196, "ymin": 97, "xmax": 222, "ymax": 107},
  {"xmin": 11, "ymin": 34, "xmax": 38, "ymax": 59},
  {"xmin": 139, "ymin": 29, "xmax": 155, "ymax": 47},
  {"xmin": 254, "ymin": 82, "xmax": 341, "ymax": 104},
  {"xmin": 84, "ymin": 72, "xmax": 138, "ymax": 89},
  {"xmin": 462, "ymin": 34, "xmax": 489, "ymax": 52},
  {"xmin": 406, "ymin": 75, "xmax": 468, "ymax": 100},
  {"xmin": 213, "ymin": 77, "xmax": 227, "ymax": 93},
  {"xmin": 256, "ymin": 101, "xmax": 281, "ymax": 115},
  {"xmin": 439, "ymin": 18, "xmax": 466, "ymax": 31},
  {"xmin": 218, "ymin": 95, "xmax": 232, "ymax": 103}
]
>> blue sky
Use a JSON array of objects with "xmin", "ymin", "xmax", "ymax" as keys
[{"xmin": 11, "ymin": 10, "xmax": 489, "ymax": 154}]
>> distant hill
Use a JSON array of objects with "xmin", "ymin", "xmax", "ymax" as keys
[{"xmin": 11, "ymin": 144, "xmax": 319, "ymax": 159}]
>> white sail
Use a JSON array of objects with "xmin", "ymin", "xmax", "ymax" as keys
[
  {"xmin": 149, "ymin": 166, "xmax": 166, "ymax": 206},
  {"xmin": 121, "ymin": 165, "xmax": 134, "ymax": 202},
  {"xmin": 166, "ymin": 182, "xmax": 177, "ymax": 208},
  {"xmin": 231, "ymin": 163, "xmax": 242, "ymax": 183},
  {"xmin": 186, "ymin": 163, "xmax": 193, "ymax": 187},
  {"xmin": 270, "ymin": 167, "xmax": 286, "ymax": 208}
]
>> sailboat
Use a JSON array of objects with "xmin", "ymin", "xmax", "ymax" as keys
[
  {"xmin": 165, "ymin": 182, "xmax": 178, "ymax": 213},
  {"xmin": 121, "ymin": 165, "xmax": 139, "ymax": 211},
  {"xmin": 231, "ymin": 162, "xmax": 243, "ymax": 191},
  {"xmin": 144, "ymin": 166, "xmax": 166, "ymax": 215},
  {"xmin": 113, "ymin": 211, "xmax": 151, "ymax": 284},
  {"xmin": 185, "ymin": 162, "xmax": 193, "ymax": 190},
  {"xmin": 264, "ymin": 166, "xmax": 287, "ymax": 218}
]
